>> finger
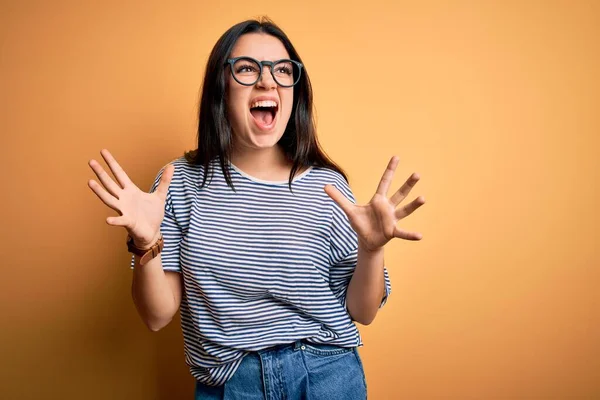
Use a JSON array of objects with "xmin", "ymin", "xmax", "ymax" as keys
[
  {"xmin": 395, "ymin": 196, "xmax": 425, "ymax": 219},
  {"xmin": 88, "ymin": 179, "xmax": 121, "ymax": 212},
  {"xmin": 390, "ymin": 173, "xmax": 420, "ymax": 206},
  {"xmin": 393, "ymin": 227, "xmax": 423, "ymax": 241},
  {"xmin": 324, "ymin": 184, "xmax": 354, "ymax": 216},
  {"xmin": 375, "ymin": 156, "xmax": 400, "ymax": 197},
  {"xmin": 89, "ymin": 159, "xmax": 122, "ymax": 198},
  {"xmin": 106, "ymin": 215, "xmax": 131, "ymax": 227},
  {"xmin": 100, "ymin": 149, "xmax": 133, "ymax": 189},
  {"xmin": 154, "ymin": 164, "xmax": 175, "ymax": 198}
]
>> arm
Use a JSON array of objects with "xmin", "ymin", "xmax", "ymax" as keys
[
  {"xmin": 131, "ymin": 244, "xmax": 183, "ymax": 331},
  {"xmin": 325, "ymin": 156, "xmax": 425, "ymax": 325},
  {"xmin": 88, "ymin": 150, "xmax": 183, "ymax": 332},
  {"xmin": 346, "ymin": 244, "xmax": 385, "ymax": 325},
  {"xmin": 129, "ymin": 164, "xmax": 184, "ymax": 331}
]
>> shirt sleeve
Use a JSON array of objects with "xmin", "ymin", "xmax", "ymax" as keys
[
  {"xmin": 130, "ymin": 164, "xmax": 182, "ymax": 273},
  {"xmin": 328, "ymin": 175, "xmax": 392, "ymax": 311}
]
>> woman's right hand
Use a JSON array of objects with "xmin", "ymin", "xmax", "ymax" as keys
[{"xmin": 88, "ymin": 149, "xmax": 175, "ymax": 249}]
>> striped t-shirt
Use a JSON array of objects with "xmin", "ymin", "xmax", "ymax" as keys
[{"xmin": 131, "ymin": 156, "xmax": 392, "ymax": 386}]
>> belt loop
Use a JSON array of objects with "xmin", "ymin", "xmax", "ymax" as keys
[{"xmin": 293, "ymin": 340, "xmax": 303, "ymax": 350}]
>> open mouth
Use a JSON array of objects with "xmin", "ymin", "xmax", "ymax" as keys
[{"xmin": 249, "ymin": 100, "xmax": 278, "ymax": 129}]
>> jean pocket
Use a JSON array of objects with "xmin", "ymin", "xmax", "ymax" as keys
[
  {"xmin": 300, "ymin": 344, "xmax": 367, "ymax": 399},
  {"xmin": 353, "ymin": 348, "xmax": 368, "ymax": 393},
  {"xmin": 301, "ymin": 342, "xmax": 355, "ymax": 356}
]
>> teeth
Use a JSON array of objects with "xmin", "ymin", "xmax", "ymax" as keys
[{"xmin": 251, "ymin": 100, "xmax": 278, "ymax": 108}]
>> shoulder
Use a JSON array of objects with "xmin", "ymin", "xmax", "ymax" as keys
[
  {"xmin": 162, "ymin": 156, "xmax": 207, "ymax": 181},
  {"xmin": 165, "ymin": 156, "xmax": 202, "ymax": 174},
  {"xmin": 309, "ymin": 166, "xmax": 349, "ymax": 185},
  {"xmin": 150, "ymin": 156, "xmax": 205, "ymax": 193},
  {"xmin": 310, "ymin": 166, "xmax": 353, "ymax": 197}
]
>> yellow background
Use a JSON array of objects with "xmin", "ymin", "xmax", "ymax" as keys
[{"xmin": 1, "ymin": 1, "xmax": 598, "ymax": 399}]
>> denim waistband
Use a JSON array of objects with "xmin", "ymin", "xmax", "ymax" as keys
[{"xmin": 256, "ymin": 339, "xmax": 350, "ymax": 355}]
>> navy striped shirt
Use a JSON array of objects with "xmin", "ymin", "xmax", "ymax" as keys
[{"xmin": 131, "ymin": 156, "xmax": 392, "ymax": 385}]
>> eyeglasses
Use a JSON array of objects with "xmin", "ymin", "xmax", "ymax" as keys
[{"xmin": 225, "ymin": 56, "xmax": 303, "ymax": 88}]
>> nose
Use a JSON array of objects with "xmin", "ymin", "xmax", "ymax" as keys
[{"xmin": 256, "ymin": 65, "xmax": 277, "ymax": 90}]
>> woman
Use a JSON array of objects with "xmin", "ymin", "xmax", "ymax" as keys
[{"xmin": 88, "ymin": 17, "xmax": 424, "ymax": 399}]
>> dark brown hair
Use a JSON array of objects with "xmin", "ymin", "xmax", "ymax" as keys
[{"xmin": 185, "ymin": 17, "xmax": 347, "ymax": 191}]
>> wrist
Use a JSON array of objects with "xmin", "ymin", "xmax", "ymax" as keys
[
  {"xmin": 358, "ymin": 241, "xmax": 384, "ymax": 256},
  {"xmin": 133, "ymin": 232, "xmax": 162, "ymax": 250},
  {"xmin": 127, "ymin": 233, "xmax": 164, "ymax": 266}
]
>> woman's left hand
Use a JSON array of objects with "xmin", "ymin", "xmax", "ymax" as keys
[{"xmin": 324, "ymin": 156, "xmax": 425, "ymax": 253}]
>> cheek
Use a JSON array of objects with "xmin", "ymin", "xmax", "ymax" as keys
[
  {"xmin": 226, "ymin": 87, "xmax": 248, "ymax": 125},
  {"xmin": 281, "ymin": 91, "xmax": 294, "ymax": 118}
]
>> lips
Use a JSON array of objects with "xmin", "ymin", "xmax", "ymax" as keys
[{"xmin": 249, "ymin": 97, "xmax": 279, "ymax": 131}]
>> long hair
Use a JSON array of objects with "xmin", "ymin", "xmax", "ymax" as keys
[{"xmin": 184, "ymin": 17, "xmax": 348, "ymax": 191}]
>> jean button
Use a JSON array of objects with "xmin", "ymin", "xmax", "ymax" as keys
[{"xmin": 301, "ymin": 345, "xmax": 306, "ymax": 350}]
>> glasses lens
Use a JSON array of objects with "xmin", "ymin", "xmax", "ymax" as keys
[
  {"xmin": 272, "ymin": 60, "xmax": 301, "ymax": 87},
  {"xmin": 232, "ymin": 58, "xmax": 261, "ymax": 85}
]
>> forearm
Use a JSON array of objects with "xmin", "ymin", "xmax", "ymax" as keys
[
  {"xmin": 346, "ymin": 244, "xmax": 386, "ymax": 325},
  {"xmin": 131, "ymin": 254, "xmax": 178, "ymax": 331}
]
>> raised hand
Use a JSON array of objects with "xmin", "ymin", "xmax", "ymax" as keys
[
  {"xmin": 324, "ymin": 156, "xmax": 425, "ymax": 252},
  {"xmin": 88, "ymin": 149, "xmax": 174, "ymax": 249}
]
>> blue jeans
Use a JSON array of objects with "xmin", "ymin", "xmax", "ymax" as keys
[{"xmin": 195, "ymin": 340, "xmax": 367, "ymax": 399}]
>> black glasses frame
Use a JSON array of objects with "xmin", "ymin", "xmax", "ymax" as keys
[{"xmin": 225, "ymin": 56, "xmax": 304, "ymax": 88}]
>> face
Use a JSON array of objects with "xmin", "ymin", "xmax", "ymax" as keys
[{"xmin": 226, "ymin": 33, "xmax": 294, "ymax": 153}]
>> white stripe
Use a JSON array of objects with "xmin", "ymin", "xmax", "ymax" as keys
[{"xmin": 130, "ymin": 157, "xmax": 392, "ymax": 385}]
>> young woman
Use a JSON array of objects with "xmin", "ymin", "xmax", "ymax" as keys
[{"xmin": 88, "ymin": 18, "xmax": 424, "ymax": 400}]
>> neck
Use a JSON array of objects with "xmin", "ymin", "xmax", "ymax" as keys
[{"xmin": 230, "ymin": 144, "xmax": 292, "ymax": 180}]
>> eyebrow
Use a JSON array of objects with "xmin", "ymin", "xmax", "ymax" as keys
[{"xmin": 229, "ymin": 55, "xmax": 291, "ymax": 60}]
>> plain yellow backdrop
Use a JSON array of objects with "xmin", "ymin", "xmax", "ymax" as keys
[{"xmin": 1, "ymin": 1, "xmax": 598, "ymax": 399}]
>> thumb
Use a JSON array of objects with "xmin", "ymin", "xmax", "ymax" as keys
[
  {"xmin": 324, "ymin": 184, "xmax": 354, "ymax": 216},
  {"xmin": 155, "ymin": 164, "xmax": 175, "ymax": 197}
]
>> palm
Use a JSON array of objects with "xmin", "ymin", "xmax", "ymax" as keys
[
  {"xmin": 88, "ymin": 149, "xmax": 174, "ymax": 247},
  {"xmin": 118, "ymin": 185, "xmax": 166, "ymax": 239},
  {"xmin": 324, "ymin": 156, "xmax": 424, "ymax": 252}
]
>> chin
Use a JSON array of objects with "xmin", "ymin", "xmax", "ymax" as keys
[
  {"xmin": 243, "ymin": 118, "xmax": 286, "ymax": 147},
  {"xmin": 247, "ymin": 130, "xmax": 284, "ymax": 149}
]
